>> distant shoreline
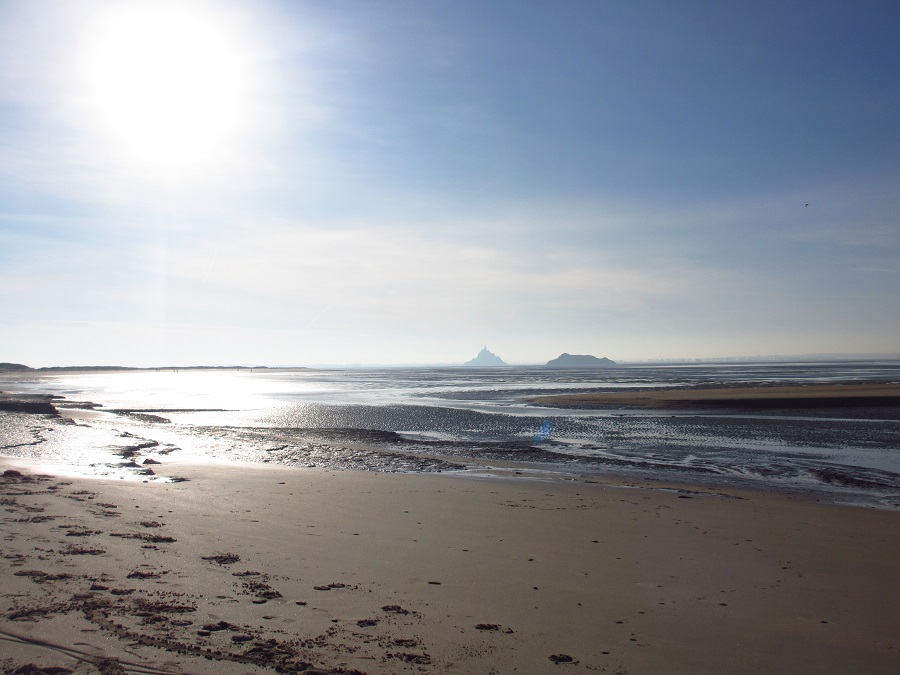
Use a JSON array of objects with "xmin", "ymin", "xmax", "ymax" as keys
[
  {"xmin": 0, "ymin": 364, "xmax": 305, "ymax": 373},
  {"xmin": 528, "ymin": 382, "xmax": 900, "ymax": 409},
  {"xmin": 0, "ymin": 365, "xmax": 315, "ymax": 379}
]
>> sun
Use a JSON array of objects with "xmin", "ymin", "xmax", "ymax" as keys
[{"xmin": 80, "ymin": 2, "xmax": 251, "ymax": 177}]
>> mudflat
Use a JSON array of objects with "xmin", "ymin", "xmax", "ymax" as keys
[
  {"xmin": 529, "ymin": 382, "xmax": 900, "ymax": 409},
  {"xmin": 1, "ymin": 460, "xmax": 898, "ymax": 674}
]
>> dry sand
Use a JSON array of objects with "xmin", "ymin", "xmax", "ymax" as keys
[
  {"xmin": 1, "ymin": 460, "xmax": 898, "ymax": 674},
  {"xmin": 528, "ymin": 382, "xmax": 900, "ymax": 409}
]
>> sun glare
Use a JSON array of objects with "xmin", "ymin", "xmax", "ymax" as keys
[{"xmin": 80, "ymin": 3, "xmax": 251, "ymax": 176}]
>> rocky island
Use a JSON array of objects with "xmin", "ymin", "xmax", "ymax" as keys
[
  {"xmin": 463, "ymin": 347, "xmax": 507, "ymax": 366},
  {"xmin": 545, "ymin": 353, "xmax": 616, "ymax": 368}
]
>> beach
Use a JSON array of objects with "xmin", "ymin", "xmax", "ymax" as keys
[{"xmin": 2, "ymin": 458, "xmax": 899, "ymax": 674}]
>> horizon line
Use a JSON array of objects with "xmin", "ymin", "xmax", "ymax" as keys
[{"xmin": 4, "ymin": 352, "xmax": 900, "ymax": 372}]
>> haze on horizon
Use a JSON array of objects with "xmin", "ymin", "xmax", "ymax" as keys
[{"xmin": 1, "ymin": 1, "xmax": 898, "ymax": 368}]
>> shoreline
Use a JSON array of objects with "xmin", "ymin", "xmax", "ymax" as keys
[
  {"xmin": 527, "ymin": 382, "xmax": 900, "ymax": 409},
  {"xmin": 3, "ymin": 381, "xmax": 900, "ymax": 512},
  {"xmin": 1, "ymin": 459, "xmax": 898, "ymax": 674}
]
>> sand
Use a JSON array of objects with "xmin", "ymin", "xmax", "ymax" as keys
[
  {"xmin": 528, "ymin": 382, "xmax": 900, "ymax": 409},
  {"xmin": 1, "ymin": 459, "xmax": 898, "ymax": 674}
]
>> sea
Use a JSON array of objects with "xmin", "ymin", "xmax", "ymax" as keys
[{"xmin": 2, "ymin": 361, "xmax": 900, "ymax": 509}]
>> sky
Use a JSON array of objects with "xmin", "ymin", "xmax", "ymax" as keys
[{"xmin": 1, "ymin": 0, "xmax": 899, "ymax": 367}]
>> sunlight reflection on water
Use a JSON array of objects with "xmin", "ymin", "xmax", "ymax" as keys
[
  {"xmin": 4, "ymin": 363, "xmax": 900, "ymax": 508},
  {"xmin": 32, "ymin": 370, "xmax": 328, "ymax": 412}
]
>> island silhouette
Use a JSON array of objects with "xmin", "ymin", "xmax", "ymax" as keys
[
  {"xmin": 459, "ymin": 349, "xmax": 616, "ymax": 367},
  {"xmin": 545, "ymin": 353, "xmax": 616, "ymax": 368},
  {"xmin": 462, "ymin": 347, "xmax": 507, "ymax": 366}
]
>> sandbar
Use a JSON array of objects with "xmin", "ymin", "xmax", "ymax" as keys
[{"xmin": 529, "ymin": 382, "xmax": 900, "ymax": 409}]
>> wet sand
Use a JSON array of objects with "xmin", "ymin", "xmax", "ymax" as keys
[
  {"xmin": 529, "ymin": 382, "xmax": 900, "ymax": 409},
  {"xmin": 1, "ymin": 459, "xmax": 898, "ymax": 674}
]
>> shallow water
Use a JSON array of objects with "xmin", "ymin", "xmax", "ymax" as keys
[{"xmin": 2, "ymin": 362, "xmax": 900, "ymax": 508}]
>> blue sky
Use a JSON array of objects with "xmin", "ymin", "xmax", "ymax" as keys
[{"xmin": 1, "ymin": 0, "xmax": 898, "ymax": 366}]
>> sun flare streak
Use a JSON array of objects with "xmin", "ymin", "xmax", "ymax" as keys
[{"xmin": 80, "ymin": 2, "xmax": 252, "ymax": 176}]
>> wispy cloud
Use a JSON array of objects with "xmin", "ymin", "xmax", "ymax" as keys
[{"xmin": 164, "ymin": 218, "xmax": 717, "ymax": 323}]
